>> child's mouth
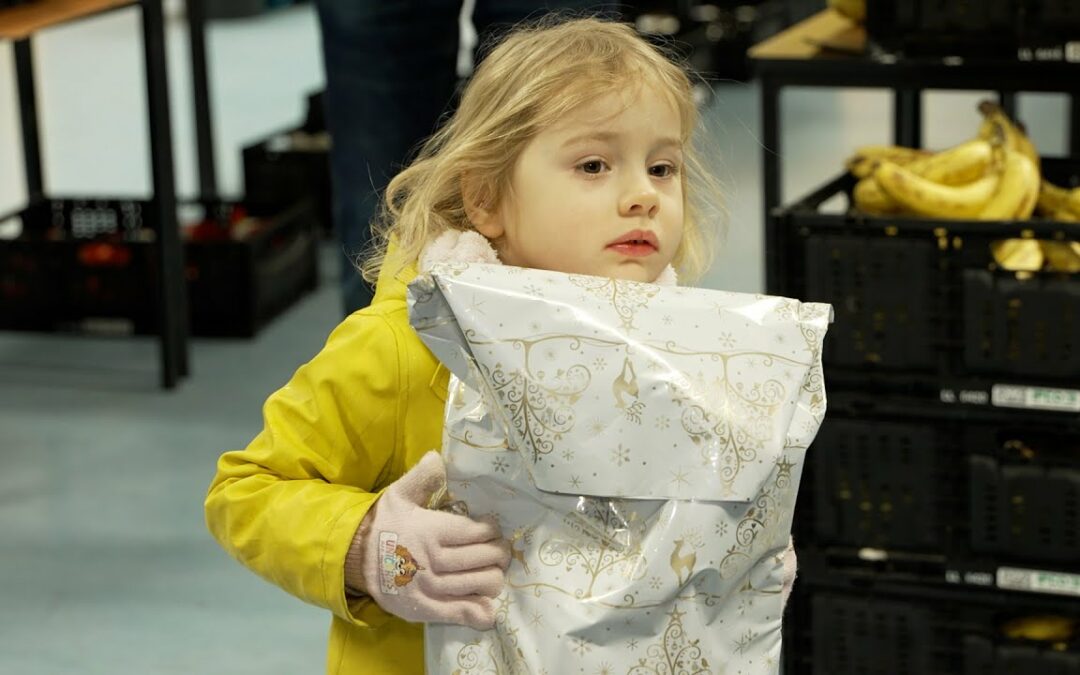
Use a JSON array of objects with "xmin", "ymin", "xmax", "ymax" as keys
[{"xmin": 607, "ymin": 242, "xmax": 657, "ymax": 257}]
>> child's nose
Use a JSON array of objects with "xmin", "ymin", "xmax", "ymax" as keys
[{"xmin": 619, "ymin": 182, "xmax": 660, "ymax": 218}]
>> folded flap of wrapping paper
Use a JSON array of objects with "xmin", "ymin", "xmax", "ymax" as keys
[{"xmin": 408, "ymin": 263, "xmax": 831, "ymax": 502}]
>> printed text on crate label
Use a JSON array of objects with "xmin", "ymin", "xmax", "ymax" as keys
[
  {"xmin": 991, "ymin": 385, "xmax": 1080, "ymax": 413},
  {"xmin": 997, "ymin": 567, "xmax": 1080, "ymax": 598}
]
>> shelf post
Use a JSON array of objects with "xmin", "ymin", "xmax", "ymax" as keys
[
  {"xmin": 894, "ymin": 88, "xmax": 922, "ymax": 148},
  {"xmin": 761, "ymin": 76, "xmax": 783, "ymax": 295}
]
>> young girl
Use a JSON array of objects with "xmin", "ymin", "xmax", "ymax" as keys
[{"xmin": 206, "ymin": 16, "xmax": 792, "ymax": 675}]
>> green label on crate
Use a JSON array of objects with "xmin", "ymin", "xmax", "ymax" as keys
[
  {"xmin": 997, "ymin": 567, "xmax": 1080, "ymax": 598},
  {"xmin": 991, "ymin": 385, "xmax": 1080, "ymax": 413}
]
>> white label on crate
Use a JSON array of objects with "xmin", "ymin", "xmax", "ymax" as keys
[
  {"xmin": 1067, "ymin": 42, "xmax": 1080, "ymax": 64},
  {"xmin": 997, "ymin": 567, "xmax": 1080, "ymax": 598},
  {"xmin": 991, "ymin": 385, "xmax": 1080, "ymax": 412}
]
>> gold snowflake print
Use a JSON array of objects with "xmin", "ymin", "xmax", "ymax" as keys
[
  {"xmin": 571, "ymin": 637, "xmax": 592, "ymax": 656},
  {"xmin": 735, "ymin": 628, "xmax": 757, "ymax": 655},
  {"xmin": 654, "ymin": 415, "xmax": 671, "ymax": 430},
  {"xmin": 611, "ymin": 443, "xmax": 630, "ymax": 467},
  {"xmin": 669, "ymin": 467, "xmax": 691, "ymax": 488}
]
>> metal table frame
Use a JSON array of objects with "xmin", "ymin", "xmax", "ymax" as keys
[
  {"xmin": 3, "ymin": 0, "xmax": 220, "ymax": 388},
  {"xmin": 751, "ymin": 9, "xmax": 1080, "ymax": 295}
]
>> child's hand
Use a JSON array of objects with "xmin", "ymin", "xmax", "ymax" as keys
[{"xmin": 345, "ymin": 452, "xmax": 510, "ymax": 630}]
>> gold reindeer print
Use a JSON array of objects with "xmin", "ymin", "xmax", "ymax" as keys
[
  {"xmin": 612, "ymin": 357, "xmax": 639, "ymax": 409},
  {"xmin": 509, "ymin": 528, "xmax": 534, "ymax": 575},
  {"xmin": 670, "ymin": 538, "xmax": 697, "ymax": 586}
]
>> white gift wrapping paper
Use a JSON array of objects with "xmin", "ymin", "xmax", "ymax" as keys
[{"xmin": 407, "ymin": 263, "xmax": 832, "ymax": 675}]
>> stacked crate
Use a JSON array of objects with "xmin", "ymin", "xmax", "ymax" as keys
[{"xmin": 775, "ymin": 160, "xmax": 1080, "ymax": 672}]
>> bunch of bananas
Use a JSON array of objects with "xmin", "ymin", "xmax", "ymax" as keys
[
  {"xmin": 846, "ymin": 100, "xmax": 1080, "ymax": 272},
  {"xmin": 828, "ymin": 0, "xmax": 865, "ymax": 23}
]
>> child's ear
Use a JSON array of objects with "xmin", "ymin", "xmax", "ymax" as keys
[{"xmin": 462, "ymin": 176, "xmax": 504, "ymax": 239}]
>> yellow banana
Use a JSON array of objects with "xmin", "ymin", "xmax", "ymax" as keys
[
  {"xmin": 978, "ymin": 100, "xmax": 1040, "ymax": 168},
  {"xmin": 1014, "ymin": 131, "xmax": 1040, "ymax": 171},
  {"xmin": 1002, "ymin": 615, "xmax": 1077, "ymax": 642},
  {"xmin": 1041, "ymin": 241, "xmax": 1080, "ymax": 272},
  {"xmin": 853, "ymin": 177, "xmax": 899, "ymax": 214},
  {"xmin": 828, "ymin": 0, "xmax": 865, "ymax": 22},
  {"xmin": 1050, "ymin": 209, "xmax": 1080, "ymax": 222},
  {"xmin": 875, "ymin": 160, "xmax": 1000, "ymax": 219},
  {"xmin": 1037, "ymin": 181, "xmax": 1080, "ymax": 219},
  {"xmin": 846, "ymin": 145, "xmax": 929, "ymax": 178},
  {"xmin": 908, "ymin": 138, "xmax": 994, "ymax": 186},
  {"xmin": 991, "ymin": 239, "xmax": 1044, "ymax": 272},
  {"xmin": 978, "ymin": 149, "xmax": 1039, "ymax": 220}
]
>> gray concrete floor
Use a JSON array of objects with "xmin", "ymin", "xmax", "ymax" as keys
[{"xmin": 0, "ymin": 4, "xmax": 1072, "ymax": 674}]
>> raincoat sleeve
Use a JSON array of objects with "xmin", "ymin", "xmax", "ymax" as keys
[{"xmin": 205, "ymin": 311, "xmax": 404, "ymax": 629}]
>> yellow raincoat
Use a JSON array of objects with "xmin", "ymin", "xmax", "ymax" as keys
[{"xmin": 205, "ymin": 253, "xmax": 449, "ymax": 674}]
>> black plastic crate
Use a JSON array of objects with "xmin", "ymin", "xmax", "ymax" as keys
[
  {"xmin": 796, "ymin": 393, "xmax": 1080, "ymax": 582},
  {"xmin": 784, "ymin": 579, "xmax": 1080, "ymax": 674},
  {"xmin": 242, "ymin": 129, "xmax": 331, "ymax": 238},
  {"xmin": 0, "ymin": 198, "xmax": 318, "ymax": 338},
  {"xmin": 866, "ymin": 0, "xmax": 1080, "ymax": 60},
  {"xmin": 775, "ymin": 157, "xmax": 1080, "ymax": 399},
  {"xmin": 185, "ymin": 201, "xmax": 320, "ymax": 337}
]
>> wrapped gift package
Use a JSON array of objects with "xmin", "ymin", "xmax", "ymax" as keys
[{"xmin": 408, "ymin": 263, "xmax": 832, "ymax": 675}]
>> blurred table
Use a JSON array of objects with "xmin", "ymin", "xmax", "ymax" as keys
[{"xmin": 0, "ymin": 0, "xmax": 188, "ymax": 388}]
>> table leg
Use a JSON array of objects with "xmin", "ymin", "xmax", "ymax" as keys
[
  {"xmin": 14, "ymin": 38, "xmax": 44, "ymax": 203},
  {"xmin": 187, "ymin": 0, "xmax": 218, "ymax": 202},
  {"xmin": 141, "ymin": 0, "xmax": 189, "ymax": 387}
]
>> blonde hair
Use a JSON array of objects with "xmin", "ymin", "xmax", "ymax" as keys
[{"xmin": 360, "ymin": 15, "xmax": 722, "ymax": 284}]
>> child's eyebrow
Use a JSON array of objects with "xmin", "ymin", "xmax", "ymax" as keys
[{"xmin": 560, "ymin": 131, "xmax": 682, "ymax": 151}]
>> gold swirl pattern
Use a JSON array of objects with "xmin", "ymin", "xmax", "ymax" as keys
[
  {"xmin": 568, "ymin": 275, "xmax": 661, "ymax": 331},
  {"xmin": 627, "ymin": 606, "xmax": 712, "ymax": 675}
]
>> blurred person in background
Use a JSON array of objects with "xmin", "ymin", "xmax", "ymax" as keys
[{"xmin": 313, "ymin": 0, "xmax": 617, "ymax": 313}]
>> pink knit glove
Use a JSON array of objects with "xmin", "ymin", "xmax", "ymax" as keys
[
  {"xmin": 344, "ymin": 452, "xmax": 510, "ymax": 630},
  {"xmin": 781, "ymin": 538, "xmax": 797, "ymax": 606}
]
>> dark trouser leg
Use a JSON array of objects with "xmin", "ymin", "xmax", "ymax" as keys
[{"xmin": 313, "ymin": 0, "xmax": 462, "ymax": 314}]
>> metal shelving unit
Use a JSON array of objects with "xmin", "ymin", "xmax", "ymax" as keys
[{"xmin": 749, "ymin": 9, "xmax": 1080, "ymax": 674}]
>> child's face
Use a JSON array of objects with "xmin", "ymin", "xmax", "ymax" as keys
[{"xmin": 476, "ymin": 89, "xmax": 685, "ymax": 283}]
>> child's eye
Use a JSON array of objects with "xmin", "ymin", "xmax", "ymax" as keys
[
  {"xmin": 650, "ymin": 163, "xmax": 679, "ymax": 178},
  {"xmin": 578, "ymin": 160, "xmax": 608, "ymax": 175}
]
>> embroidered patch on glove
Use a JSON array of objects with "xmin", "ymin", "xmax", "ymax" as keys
[{"xmin": 378, "ymin": 531, "xmax": 423, "ymax": 594}]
